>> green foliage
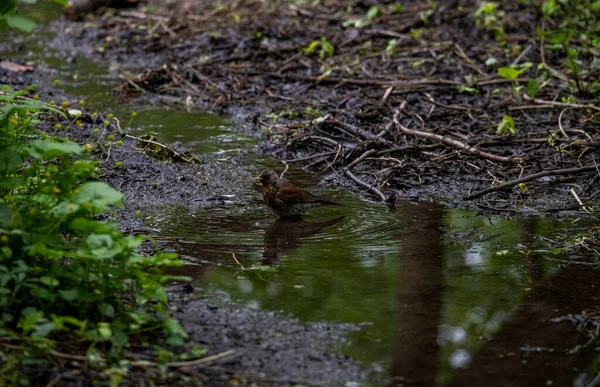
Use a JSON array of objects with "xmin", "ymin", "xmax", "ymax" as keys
[
  {"xmin": 419, "ymin": 1, "xmax": 438, "ymax": 25},
  {"xmin": 526, "ymin": 78, "xmax": 539, "ymax": 98},
  {"xmin": 0, "ymin": 0, "xmax": 67, "ymax": 32},
  {"xmin": 496, "ymin": 115, "xmax": 516, "ymax": 135},
  {"xmin": 473, "ymin": 2, "xmax": 506, "ymax": 45},
  {"xmin": 302, "ymin": 36, "xmax": 335, "ymax": 59},
  {"xmin": 497, "ymin": 63, "xmax": 533, "ymax": 101},
  {"xmin": 497, "ymin": 67, "xmax": 524, "ymax": 80},
  {"xmin": 538, "ymin": 0, "xmax": 600, "ymax": 95},
  {"xmin": 457, "ymin": 85, "xmax": 479, "ymax": 95},
  {"xmin": 386, "ymin": 39, "xmax": 398, "ymax": 58},
  {"xmin": 343, "ymin": 5, "xmax": 382, "ymax": 28},
  {"xmin": 0, "ymin": 85, "xmax": 189, "ymax": 379}
]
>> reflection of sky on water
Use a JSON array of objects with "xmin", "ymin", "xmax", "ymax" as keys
[{"xmin": 449, "ymin": 349, "xmax": 471, "ymax": 369}]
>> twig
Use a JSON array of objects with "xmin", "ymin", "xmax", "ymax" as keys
[
  {"xmin": 280, "ymin": 160, "xmax": 289, "ymax": 179},
  {"xmin": 522, "ymin": 95, "xmax": 600, "ymax": 112},
  {"xmin": 328, "ymin": 117, "xmax": 380, "ymax": 142},
  {"xmin": 51, "ymin": 348, "xmax": 235, "ymax": 368},
  {"xmin": 231, "ymin": 253, "xmax": 245, "ymax": 270},
  {"xmin": 558, "ymin": 108, "xmax": 571, "ymax": 140},
  {"xmin": 119, "ymin": 10, "xmax": 169, "ymax": 21},
  {"xmin": 188, "ymin": 4, "xmax": 226, "ymax": 23},
  {"xmin": 512, "ymin": 43, "xmax": 533, "ymax": 66},
  {"xmin": 345, "ymin": 149, "xmax": 378, "ymax": 171},
  {"xmin": 344, "ymin": 170, "xmax": 387, "ymax": 201},
  {"xmin": 464, "ymin": 165, "xmax": 598, "ymax": 200},
  {"xmin": 392, "ymin": 110, "xmax": 519, "ymax": 163},
  {"xmin": 125, "ymin": 134, "xmax": 201, "ymax": 163},
  {"xmin": 285, "ymin": 151, "xmax": 335, "ymax": 163},
  {"xmin": 1, "ymin": 343, "xmax": 234, "ymax": 369},
  {"xmin": 422, "ymin": 94, "xmax": 475, "ymax": 111}
]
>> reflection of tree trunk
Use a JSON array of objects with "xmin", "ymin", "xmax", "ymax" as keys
[
  {"xmin": 447, "ymin": 262, "xmax": 600, "ymax": 387},
  {"xmin": 519, "ymin": 217, "xmax": 544, "ymax": 283},
  {"xmin": 391, "ymin": 202, "xmax": 446, "ymax": 385}
]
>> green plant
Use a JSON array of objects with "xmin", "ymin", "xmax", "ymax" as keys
[
  {"xmin": 496, "ymin": 115, "xmax": 516, "ymax": 135},
  {"xmin": 473, "ymin": 2, "xmax": 506, "ymax": 45},
  {"xmin": 497, "ymin": 63, "xmax": 534, "ymax": 101},
  {"xmin": 342, "ymin": 5, "xmax": 381, "ymax": 28},
  {"xmin": 538, "ymin": 0, "xmax": 600, "ymax": 95},
  {"xmin": 0, "ymin": 0, "xmax": 67, "ymax": 32},
  {"xmin": 302, "ymin": 36, "xmax": 335, "ymax": 59},
  {"xmin": 0, "ymin": 85, "xmax": 189, "ymax": 381},
  {"xmin": 419, "ymin": 1, "xmax": 438, "ymax": 25}
]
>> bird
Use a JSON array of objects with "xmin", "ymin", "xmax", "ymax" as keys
[{"xmin": 255, "ymin": 170, "xmax": 341, "ymax": 218}]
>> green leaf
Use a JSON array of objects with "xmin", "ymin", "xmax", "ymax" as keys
[
  {"xmin": 50, "ymin": 202, "xmax": 80, "ymax": 217},
  {"xmin": 497, "ymin": 67, "xmax": 524, "ymax": 79},
  {"xmin": 457, "ymin": 85, "xmax": 479, "ymax": 95},
  {"xmin": 71, "ymin": 182, "xmax": 124, "ymax": 209},
  {"xmin": 111, "ymin": 328, "xmax": 129, "ymax": 347},
  {"xmin": 70, "ymin": 218, "xmax": 111, "ymax": 233},
  {"xmin": 389, "ymin": 3, "xmax": 403, "ymax": 13},
  {"xmin": 101, "ymin": 304, "xmax": 115, "ymax": 317},
  {"xmin": 29, "ymin": 139, "xmax": 83, "ymax": 159},
  {"xmin": 366, "ymin": 5, "xmax": 380, "ymax": 20},
  {"xmin": 59, "ymin": 288, "xmax": 79, "ymax": 301},
  {"xmin": 5, "ymin": 15, "xmax": 36, "ymax": 32},
  {"xmin": 496, "ymin": 115, "xmax": 516, "ymax": 135},
  {"xmin": 19, "ymin": 308, "xmax": 44, "ymax": 333},
  {"xmin": 53, "ymin": 0, "xmax": 69, "ymax": 6},
  {"xmin": 97, "ymin": 322, "xmax": 112, "ymax": 340},
  {"xmin": 0, "ymin": 149, "xmax": 23, "ymax": 174},
  {"xmin": 485, "ymin": 57, "xmax": 497, "ymax": 66},
  {"xmin": 34, "ymin": 322, "xmax": 55, "ymax": 337},
  {"xmin": 39, "ymin": 276, "xmax": 59, "ymax": 287},
  {"xmin": 0, "ymin": 0, "xmax": 16, "ymax": 15},
  {"xmin": 526, "ymin": 79, "xmax": 538, "ymax": 99},
  {"xmin": 302, "ymin": 40, "xmax": 320, "ymax": 55},
  {"xmin": 0, "ymin": 204, "xmax": 13, "ymax": 229},
  {"xmin": 319, "ymin": 37, "xmax": 334, "ymax": 59}
]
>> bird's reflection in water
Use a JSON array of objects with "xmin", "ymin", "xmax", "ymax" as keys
[{"xmin": 260, "ymin": 216, "xmax": 345, "ymax": 265}]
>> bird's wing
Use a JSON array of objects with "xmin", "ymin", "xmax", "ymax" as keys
[{"xmin": 276, "ymin": 182, "xmax": 315, "ymax": 203}]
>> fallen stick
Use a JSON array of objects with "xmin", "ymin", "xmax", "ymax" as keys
[
  {"xmin": 464, "ymin": 165, "xmax": 598, "ymax": 200},
  {"xmin": 522, "ymin": 95, "xmax": 600, "ymax": 112},
  {"xmin": 344, "ymin": 170, "xmax": 387, "ymax": 201},
  {"xmin": 328, "ymin": 117, "xmax": 382, "ymax": 142},
  {"xmin": 392, "ymin": 111, "xmax": 519, "ymax": 164}
]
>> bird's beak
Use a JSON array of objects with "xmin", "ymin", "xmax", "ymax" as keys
[{"xmin": 255, "ymin": 176, "xmax": 262, "ymax": 181}]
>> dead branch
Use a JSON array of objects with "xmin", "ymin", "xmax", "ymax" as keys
[
  {"xmin": 464, "ymin": 165, "xmax": 598, "ymax": 200},
  {"xmin": 344, "ymin": 170, "xmax": 387, "ymax": 201},
  {"xmin": 522, "ymin": 95, "xmax": 600, "ymax": 112},
  {"xmin": 392, "ymin": 110, "xmax": 520, "ymax": 163}
]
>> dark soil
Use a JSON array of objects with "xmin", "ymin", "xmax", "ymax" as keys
[{"xmin": 52, "ymin": 0, "xmax": 600, "ymax": 212}]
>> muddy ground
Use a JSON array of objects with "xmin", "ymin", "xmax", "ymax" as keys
[
  {"xmin": 1, "ymin": 0, "xmax": 599, "ymax": 385},
  {"xmin": 55, "ymin": 0, "xmax": 600, "ymax": 213}
]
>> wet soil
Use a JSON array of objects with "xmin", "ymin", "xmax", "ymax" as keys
[{"xmin": 48, "ymin": 0, "xmax": 600, "ymax": 211}]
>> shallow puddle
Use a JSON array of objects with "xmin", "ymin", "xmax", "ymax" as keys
[
  {"xmin": 4, "ymin": 8, "xmax": 599, "ymax": 385},
  {"xmin": 152, "ymin": 182, "xmax": 599, "ymax": 385}
]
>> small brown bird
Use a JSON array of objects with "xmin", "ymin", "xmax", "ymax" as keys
[{"xmin": 255, "ymin": 170, "xmax": 341, "ymax": 218}]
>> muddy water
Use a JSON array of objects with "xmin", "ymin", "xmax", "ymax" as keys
[
  {"xmin": 5, "ymin": 7, "xmax": 600, "ymax": 385},
  {"xmin": 128, "ymin": 112, "xmax": 600, "ymax": 385}
]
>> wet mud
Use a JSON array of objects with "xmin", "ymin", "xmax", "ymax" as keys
[{"xmin": 48, "ymin": 0, "xmax": 600, "ymax": 211}]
